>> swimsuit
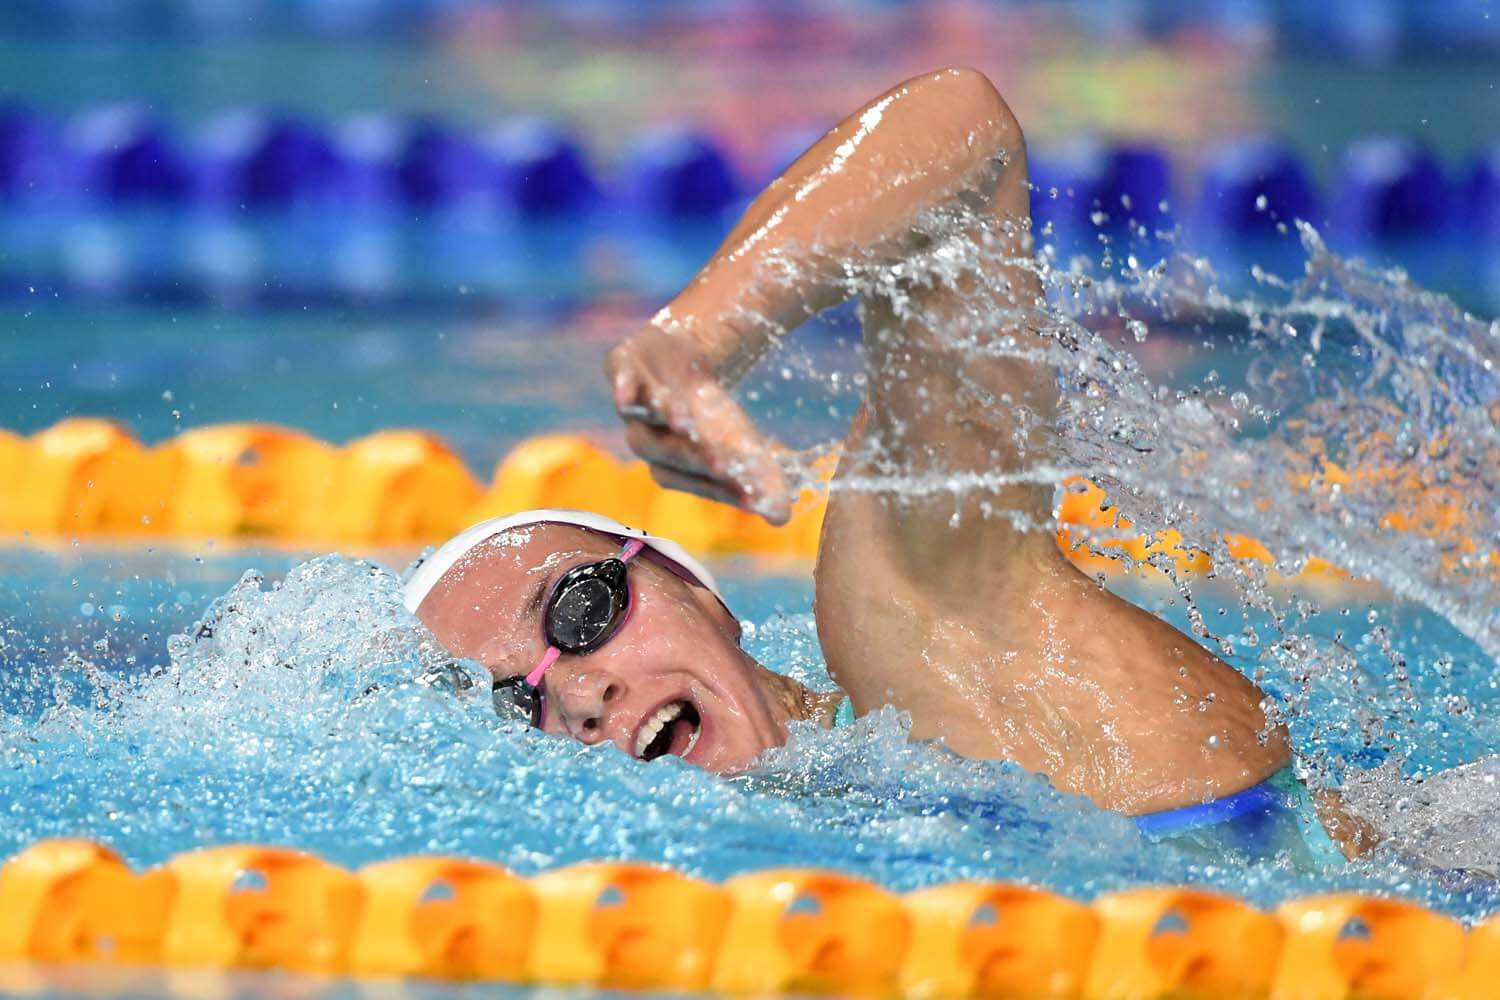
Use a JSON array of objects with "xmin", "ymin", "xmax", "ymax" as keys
[
  {"xmin": 832, "ymin": 694, "xmax": 858, "ymax": 728},
  {"xmin": 829, "ymin": 696, "xmax": 1342, "ymax": 868},
  {"xmin": 1135, "ymin": 767, "xmax": 1346, "ymax": 869}
]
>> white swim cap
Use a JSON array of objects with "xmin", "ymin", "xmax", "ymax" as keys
[{"xmin": 401, "ymin": 508, "xmax": 724, "ymax": 614}]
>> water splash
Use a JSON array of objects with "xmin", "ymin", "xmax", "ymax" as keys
[
  {"xmin": 1339, "ymin": 756, "xmax": 1500, "ymax": 876},
  {"xmin": 1, "ymin": 210, "xmax": 1497, "ymax": 919},
  {"xmin": 741, "ymin": 204, "xmax": 1497, "ymax": 879},
  {"xmin": 0, "ymin": 549, "xmax": 1496, "ymax": 919},
  {"xmin": 765, "ymin": 211, "xmax": 1495, "ymax": 656}
]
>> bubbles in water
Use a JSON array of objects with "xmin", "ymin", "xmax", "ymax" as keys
[
  {"xmin": 1340, "ymin": 757, "xmax": 1500, "ymax": 876},
  {"xmin": 3, "ymin": 204, "xmax": 1498, "ymax": 919},
  {"xmin": 733, "ymin": 203, "xmax": 1497, "ymax": 895}
]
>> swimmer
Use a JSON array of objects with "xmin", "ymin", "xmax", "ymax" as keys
[{"xmin": 407, "ymin": 69, "xmax": 1359, "ymax": 865}]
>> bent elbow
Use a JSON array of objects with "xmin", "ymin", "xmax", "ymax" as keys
[{"xmin": 920, "ymin": 67, "xmax": 1024, "ymax": 150}]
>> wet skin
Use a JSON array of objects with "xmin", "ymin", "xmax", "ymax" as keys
[
  {"xmin": 421, "ymin": 67, "xmax": 1292, "ymax": 816},
  {"xmin": 415, "ymin": 524, "xmax": 813, "ymax": 774}
]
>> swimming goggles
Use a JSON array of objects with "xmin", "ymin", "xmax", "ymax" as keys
[{"xmin": 492, "ymin": 539, "xmax": 644, "ymax": 727}]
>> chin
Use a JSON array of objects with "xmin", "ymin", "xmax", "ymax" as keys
[
  {"xmin": 693, "ymin": 708, "xmax": 786, "ymax": 775},
  {"xmin": 698, "ymin": 741, "xmax": 772, "ymax": 775}
]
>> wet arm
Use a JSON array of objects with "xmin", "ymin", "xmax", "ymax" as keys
[{"xmin": 651, "ymin": 67, "xmax": 1041, "ymax": 387}]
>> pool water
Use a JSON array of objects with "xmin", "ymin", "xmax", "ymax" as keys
[
  {"xmin": 1, "ymin": 540, "xmax": 1497, "ymax": 920},
  {"xmin": 0, "ymin": 297, "xmax": 861, "ymax": 472},
  {"xmin": 0, "ymin": 12, "xmax": 1495, "ymax": 999},
  {"xmin": 3, "ymin": 221, "xmax": 1499, "ymax": 931}
]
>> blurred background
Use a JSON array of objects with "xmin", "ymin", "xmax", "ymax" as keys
[
  {"xmin": 2, "ymin": 2, "xmax": 1498, "ymax": 919},
  {"xmin": 1, "ymin": 0, "xmax": 1497, "ymax": 470}
]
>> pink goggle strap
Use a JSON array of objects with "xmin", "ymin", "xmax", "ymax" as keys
[{"xmin": 524, "ymin": 539, "xmax": 645, "ymax": 688}]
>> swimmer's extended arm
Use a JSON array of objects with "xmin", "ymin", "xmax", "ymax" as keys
[{"xmin": 605, "ymin": 67, "xmax": 1045, "ymax": 525}]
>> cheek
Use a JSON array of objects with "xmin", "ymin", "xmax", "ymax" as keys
[
  {"xmin": 607, "ymin": 599, "xmax": 736, "ymax": 685},
  {"xmin": 623, "ymin": 588, "xmax": 710, "ymax": 648}
]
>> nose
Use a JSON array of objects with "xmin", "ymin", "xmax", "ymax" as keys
[{"xmin": 546, "ymin": 660, "xmax": 626, "ymax": 743}]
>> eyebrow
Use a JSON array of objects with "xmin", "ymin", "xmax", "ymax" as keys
[{"xmin": 523, "ymin": 573, "xmax": 549, "ymax": 618}]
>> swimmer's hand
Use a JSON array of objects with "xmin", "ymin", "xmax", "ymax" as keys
[{"xmin": 606, "ymin": 324, "xmax": 792, "ymax": 524}]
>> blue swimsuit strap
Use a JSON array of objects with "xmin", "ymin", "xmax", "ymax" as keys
[
  {"xmin": 1132, "ymin": 779, "xmax": 1283, "ymax": 838},
  {"xmin": 832, "ymin": 695, "xmax": 857, "ymax": 728},
  {"xmin": 830, "ymin": 701, "xmax": 1334, "ymax": 861}
]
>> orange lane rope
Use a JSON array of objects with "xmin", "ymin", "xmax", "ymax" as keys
[
  {"xmin": 1, "ymin": 418, "xmax": 1491, "ymax": 582},
  {"xmin": 0, "ymin": 839, "xmax": 1493, "ymax": 998}
]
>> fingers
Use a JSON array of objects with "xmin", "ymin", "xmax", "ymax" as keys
[
  {"xmin": 623, "ymin": 421, "xmax": 715, "ymax": 479},
  {"xmin": 616, "ymin": 403, "xmax": 669, "ymax": 429},
  {"xmin": 684, "ymin": 383, "xmax": 792, "ymax": 523},
  {"xmin": 606, "ymin": 336, "xmax": 699, "ymax": 419},
  {"xmin": 624, "ymin": 409, "xmax": 792, "ymax": 525},
  {"xmin": 742, "ymin": 465, "xmax": 793, "ymax": 526},
  {"xmin": 609, "ymin": 360, "xmax": 683, "ymax": 433},
  {"xmin": 605, "ymin": 342, "xmax": 657, "ymax": 418},
  {"xmin": 606, "ymin": 328, "xmax": 792, "ymax": 525},
  {"xmin": 648, "ymin": 464, "xmax": 744, "ymax": 508},
  {"xmin": 648, "ymin": 460, "xmax": 793, "ymax": 526},
  {"xmin": 617, "ymin": 378, "xmax": 740, "ymax": 480}
]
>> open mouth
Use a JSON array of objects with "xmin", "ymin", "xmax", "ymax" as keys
[{"xmin": 633, "ymin": 699, "xmax": 702, "ymax": 762}]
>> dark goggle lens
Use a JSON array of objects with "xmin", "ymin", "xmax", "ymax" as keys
[
  {"xmin": 545, "ymin": 561, "xmax": 628, "ymax": 653},
  {"xmin": 502, "ymin": 555, "xmax": 629, "ymax": 729},
  {"xmin": 493, "ymin": 676, "xmax": 542, "ymax": 727}
]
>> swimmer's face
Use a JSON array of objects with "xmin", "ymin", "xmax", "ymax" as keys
[{"xmin": 414, "ymin": 524, "xmax": 792, "ymax": 773}]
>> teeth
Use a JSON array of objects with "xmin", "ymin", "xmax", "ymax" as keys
[{"xmin": 634, "ymin": 701, "xmax": 685, "ymax": 757}]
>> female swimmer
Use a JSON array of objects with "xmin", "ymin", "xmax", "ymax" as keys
[{"xmin": 406, "ymin": 69, "xmax": 1360, "ymax": 864}]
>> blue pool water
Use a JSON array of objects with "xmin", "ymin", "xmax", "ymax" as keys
[
  {"xmin": 0, "ymin": 121, "xmax": 1497, "ymax": 1000},
  {"xmin": 2, "ymin": 242, "xmax": 1499, "ymax": 929},
  {"xmin": 0, "ymin": 17, "xmax": 1495, "ymax": 1000},
  {"xmin": 1, "ymin": 541, "xmax": 1497, "ymax": 917}
]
